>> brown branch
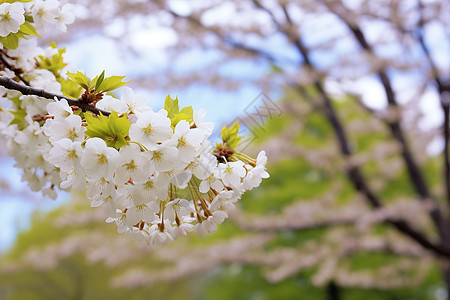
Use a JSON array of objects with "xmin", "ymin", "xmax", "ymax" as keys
[
  {"xmin": 0, "ymin": 76, "xmax": 110, "ymax": 116},
  {"xmin": 0, "ymin": 52, "xmax": 29, "ymax": 86},
  {"xmin": 250, "ymin": 1, "xmax": 450, "ymax": 259}
]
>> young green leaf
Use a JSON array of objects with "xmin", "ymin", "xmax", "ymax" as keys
[
  {"xmin": 9, "ymin": 108, "xmax": 27, "ymax": 130},
  {"xmin": 66, "ymin": 71, "xmax": 92, "ymax": 91},
  {"xmin": 164, "ymin": 95, "xmax": 179, "ymax": 120},
  {"xmin": 18, "ymin": 22, "xmax": 40, "ymax": 37},
  {"xmin": 85, "ymin": 111, "xmax": 131, "ymax": 149},
  {"xmin": 95, "ymin": 70, "xmax": 105, "ymax": 92},
  {"xmin": 170, "ymin": 105, "xmax": 194, "ymax": 127},
  {"xmin": 221, "ymin": 121, "xmax": 242, "ymax": 149},
  {"xmin": 95, "ymin": 75, "xmax": 130, "ymax": 93},
  {"xmin": 0, "ymin": 33, "xmax": 19, "ymax": 50}
]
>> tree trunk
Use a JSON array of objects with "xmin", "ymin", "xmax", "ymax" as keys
[{"xmin": 326, "ymin": 281, "xmax": 340, "ymax": 300}]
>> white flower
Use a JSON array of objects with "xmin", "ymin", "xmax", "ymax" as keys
[
  {"xmin": 256, "ymin": 150, "xmax": 269, "ymax": 169},
  {"xmin": 216, "ymin": 160, "xmax": 246, "ymax": 187},
  {"xmin": 0, "ymin": 3, "xmax": 25, "ymax": 37},
  {"xmin": 148, "ymin": 222, "xmax": 173, "ymax": 246},
  {"xmin": 44, "ymin": 114, "xmax": 85, "ymax": 143},
  {"xmin": 46, "ymin": 138, "xmax": 82, "ymax": 172},
  {"xmin": 169, "ymin": 120, "xmax": 206, "ymax": 164},
  {"xmin": 243, "ymin": 165, "xmax": 269, "ymax": 190},
  {"xmin": 31, "ymin": 0, "xmax": 60, "ymax": 30},
  {"xmin": 81, "ymin": 138, "xmax": 119, "ymax": 179},
  {"xmin": 199, "ymin": 173, "xmax": 224, "ymax": 193},
  {"xmin": 131, "ymin": 173, "xmax": 170, "ymax": 205},
  {"xmin": 95, "ymin": 95, "xmax": 128, "ymax": 115},
  {"xmin": 170, "ymin": 217, "xmax": 195, "ymax": 238},
  {"xmin": 149, "ymin": 144, "xmax": 179, "ymax": 172},
  {"xmin": 196, "ymin": 211, "xmax": 228, "ymax": 236},
  {"xmin": 121, "ymin": 87, "xmax": 149, "ymax": 115},
  {"xmin": 193, "ymin": 109, "xmax": 214, "ymax": 135},
  {"xmin": 46, "ymin": 99, "xmax": 72, "ymax": 119},
  {"xmin": 114, "ymin": 144, "xmax": 154, "ymax": 184},
  {"xmin": 106, "ymin": 209, "xmax": 128, "ymax": 233},
  {"xmin": 243, "ymin": 150, "xmax": 269, "ymax": 190},
  {"xmin": 164, "ymin": 198, "xmax": 192, "ymax": 221},
  {"xmin": 125, "ymin": 202, "xmax": 159, "ymax": 226},
  {"xmin": 129, "ymin": 111, "xmax": 173, "ymax": 150},
  {"xmin": 210, "ymin": 190, "xmax": 235, "ymax": 211},
  {"xmin": 60, "ymin": 167, "xmax": 86, "ymax": 191},
  {"xmin": 55, "ymin": 4, "xmax": 74, "ymax": 32},
  {"xmin": 85, "ymin": 177, "xmax": 116, "ymax": 207}
]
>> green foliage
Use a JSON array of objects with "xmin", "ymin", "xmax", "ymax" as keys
[
  {"xmin": 0, "ymin": 33, "xmax": 19, "ymax": 50},
  {"xmin": 164, "ymin": 95, "xmax": 194, "ymax": 127},
  {"xmin": 85, "ymin": 111, "xmax": 131, "ymax": 149},
  {"xmin": 37, "ymin": 43, "xmax": 67, "ymax": 77},
  {"xmin": 94, "ymin": 71, "xmax": 130, "ymax": 93},
  {"xmin": 7, "ymin": 95, "xmax": 27, "ymax": 130},
  {"xmin": 66, "ymin": 71, "xmax": 95, "ymax": 91},
  {"xmin": 67, "ymin": 70, "xmax": 130, "ymax": 94},
  {"xmin": 221, "ymin": 121, "xmax": 242, "ymax": 149},
  {"xmin": 18, "ymin": 22, "xmax": 39, "ymax": 36}
]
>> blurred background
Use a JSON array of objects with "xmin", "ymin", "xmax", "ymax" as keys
[{"xmin": 1, "ymin": 0, "xmax": 450, "ymax": 299}]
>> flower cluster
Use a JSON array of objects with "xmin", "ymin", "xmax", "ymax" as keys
[
  {"xmin": 0, "ymin": 0, "xmax": 269, "ymax": 245},
  {"xmin": 0, "ymin": 0, "xmax": 73, "ymax": 49}
]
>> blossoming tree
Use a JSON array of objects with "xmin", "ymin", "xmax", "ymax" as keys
[{"xmin": 1, "ymin": 0, "xmax": 450, "ymax": 299}]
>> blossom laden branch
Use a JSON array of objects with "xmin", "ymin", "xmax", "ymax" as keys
[
  {"xmin": 0, "ymin": 0, "xmax": 269, "ymax": 247},
  {"xmin": 0, "ymin": 75, "xmax": 110, "ymax": 116}
]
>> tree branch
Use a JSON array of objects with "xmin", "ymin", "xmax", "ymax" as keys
[
  {"xmin": 416, "ymin": 0, "xmax": 450, "ymax": 213},
  {"xmin": 168, "ymin": 9, "xmax": 287, "ymax": 64},
  {"xmin": 0, "ymin": 76, "xmax": 110, "ymax": 116}
]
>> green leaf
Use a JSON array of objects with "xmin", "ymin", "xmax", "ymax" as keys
[
  {"xmin": 18, "ymin": 22, "xmax": 40, "ymax": 37},
  {"xmin": 164, "ymin": 95, "xmax": 179, "ymax": 120},
  {"xmin": 9, "ymin": 108, "xmax": 27, "ymax": 130},
  {"xmin": 9, "ymin": 95, "xmax": 22, "ymax": 107},
  {"xmin": 95, "ymin": 70, "xmax": 105, "ymax": 92},
  {"xmin": 179, "ymin": 106, "xmax": 193, "ymax": 120},
  {"xmin": 85, "ymin": 111, "xmax": 131, "ymax": 149},
  {"xmin": 0, "ymin": 33, "xmax": 19, "ymax": 50},
  {"xmin": 66, "ymin": 71, "xmax": 92, "ymax": 91},
  {"xmin": 95, "ymin": 75, "xmax": 130, "ymax": 93},
  {"xmin": 37, "ymin": 44, "xmax": 67, "ymax": 78},
  {"xmin": 170, "ymin": 106, "xmax": 194, "ymax": 127},
  {"xmin": 60, "ymin": 78, "xmax": 82, "ymax": 99},
  {"xmin": 226, "ymin": 135, "xmax": 242, "ymax": 149},
  {"xmin": 221, "ymin": 121, "xmax": 242, "ymax": 149}
]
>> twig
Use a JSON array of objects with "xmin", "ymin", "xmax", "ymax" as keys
[{"xmin": 0, "ymin": 76, "xmax": 110, "ymax": 116}]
